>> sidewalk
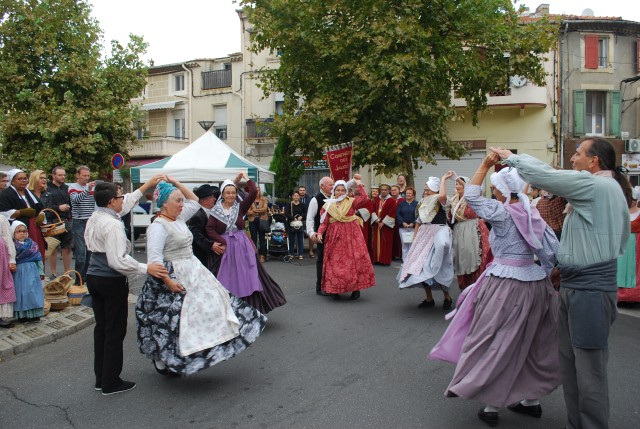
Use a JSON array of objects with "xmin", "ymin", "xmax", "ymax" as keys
[{"xmin": 0, "ymin": 304, "xmax": 95, "ymax": 361}]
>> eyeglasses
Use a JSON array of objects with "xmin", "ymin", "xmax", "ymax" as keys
[
  {"xmin": 112, "ymin": 196, "xmax": 125, "ymax": 201},
  {"xmin": 14, "ymin": 229, "xmax": 28, "ymax": 234}
]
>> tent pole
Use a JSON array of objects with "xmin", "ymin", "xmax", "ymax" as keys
[{"xmin": 129, "ymin": 172, "xmax": 135, "ymax": 256}]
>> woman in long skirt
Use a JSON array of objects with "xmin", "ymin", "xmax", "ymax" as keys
[
  {"xmin": 136, "ymin": 177, "xmax": 266, "ymax": 376},
  {"xmin": 429, "ymin": 156, "xmax": 560, "ymax": 427},
  {"xmin": 206, "ymin": 177, "xmax": 286, "ymax": 314}
]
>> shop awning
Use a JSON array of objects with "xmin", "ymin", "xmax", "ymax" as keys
[{"xmin": 139, "ymin": 101, "xmax": 183, "ymax": 111}]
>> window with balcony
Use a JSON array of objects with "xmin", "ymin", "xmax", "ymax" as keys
[
  {"xmin": 585, "ymin": 35, "xmax": 609, "ymax": 69},
  {"xmin": 213, "ymin": 105, "xmax": 227, "ymax": 139},
  {"xmin": 573, "ymin": 90, "xmax": 621, "ymax": 137},
  {"xmin": 246, "ymin": 118, "xmax": 273, "ymax": 138}
]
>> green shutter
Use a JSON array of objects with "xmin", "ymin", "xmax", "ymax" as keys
[
  {"xmin": 610, "ymin": 90, "xmax": 621, "ymax": 137},
  {"xmin": 574, "ymin": 90, "xmax": 586, "ymax": 136}
]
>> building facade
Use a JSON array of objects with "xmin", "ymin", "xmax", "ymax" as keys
[{"xmin": 557, "ymin": 15, "xmax": 640, "ymax": 184}]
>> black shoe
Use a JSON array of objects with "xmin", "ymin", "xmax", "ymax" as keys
[
  {"xmin": 316, "ymin": 290, "xmax": 330, "ymax": 296},
  {"xmin": 417, "ymin": 299, "xmax": 435, "ymax": 308},
  {"xmin": 95, "ymin": 381, "xmax": 101, "ymax": 391},
  {"xmin": 153, "ymin": 361, "xmax": 169, "ymax": 376},
  {"xmin": 102, "ymin": 380, "xmax": 136, "ymax": 396},
  {"xmin": 443, "ymin": 298, "xmax": 453, "ymax": 311},
  {"xmin": 18, "ymin": 317, "xmax": 28, "ymax": 323},
  {"xmin": 478, "ymin": 408, "xmax": 499, "ymax": 427},
  {"xmin": 507, "ymin": 402, "xmax": 542, "ymax": 418},
  {"xmin": 332, "ymin": 294, "xmax": 341, "ymax": 300},
  {"xmin": 349, "ymin": 291, "xmax": 361, "ymax": 300}
]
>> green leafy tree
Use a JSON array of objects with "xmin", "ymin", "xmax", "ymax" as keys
[
  {"xmin": 269, "ymin": 133, "xmax": 305, "ymax": 199},
  {"xmin": 242, "ymin": 0, "xmax": 555, "ymax": 178},
  {"xmin": 0, "ymin": 0, "xmax": 148, "ymax": 176}
]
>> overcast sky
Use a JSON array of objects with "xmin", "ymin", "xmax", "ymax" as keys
[{"xmin": 88, "ymin": 0, "xmax": 640, "ymax": 66}]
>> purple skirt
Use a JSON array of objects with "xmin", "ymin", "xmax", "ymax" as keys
[
  {"xmin": 441, "ymin": 275, "xmax": 560, "ymax": 407},
  {"xmin": 218, "ymin": 230, "xmax": 286, "ymax": 314}
]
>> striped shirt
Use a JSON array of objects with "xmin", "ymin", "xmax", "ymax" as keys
[{"xmin": 68, "ymin": 183, "xmax": 96, "ymax": 220}]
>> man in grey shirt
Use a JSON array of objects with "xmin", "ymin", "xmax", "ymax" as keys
[{"xmin": 492, "ymin": 138, "xmax": 629, "ymax": 429}]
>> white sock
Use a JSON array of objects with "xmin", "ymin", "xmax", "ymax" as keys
[
  {"xmin": 484, "ymin": 405, "xmax": 498, "ymax": 413},
  {"xmin": 154, "ymin": 360, "xmax": 167, "ymax": 370},
  {"xmin": 521, "ymin": 399, "xmax": 540, "ymax": 407}
]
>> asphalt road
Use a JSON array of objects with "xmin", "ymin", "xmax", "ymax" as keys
[{"xmin": 1, "ymin": 252, "xmax": 639, "ymax": 429}]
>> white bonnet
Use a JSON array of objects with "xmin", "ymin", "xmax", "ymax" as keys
[
  {"xmin": 10, "ymin": 220, "xmax": 27, "ymax": 235},
  {"xmin": 7, "ymin": 168, "xmax": 24, "ymax": 184},
  {"xmin": 426, "ymin": 176, "xmax": 440, "ymax": 193},
  {"xmin": 490, "ymin": 168, "xmax": 526, "ymax": 197},
  {"xmin": 633, "ymin": 186, "xmax": 640, "ymax": 201}
]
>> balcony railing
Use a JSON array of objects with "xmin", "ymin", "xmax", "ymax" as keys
[
  {"xmin": 246, "ymin": 118, "xmax": 274, "ymax": 139},
  {"xmin": 128, "ymin": 137, "xmax": 190, "ymax": 157},
  {"xmin": 202, "ymin": 69, "xmax": 231, "ymax": 90}
]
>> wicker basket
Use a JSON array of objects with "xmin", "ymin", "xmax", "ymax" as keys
[
  {"xmin": 43, "ymin": 300, "xmax": 51, "ymax": 316},
  {"xmin": 48, "ymin": 296, "xmax": 69, "ymax": 311},
  {"xmin": 44, "ymin": 271, "xmax": 75, "ymax": 296},
  {"xmin": 67, "ymin": 271, "xmax": 87, "ymax": 306},
  {"xmin": 40, "ymin": 208, "xmax": 67, "ymax": 237}
]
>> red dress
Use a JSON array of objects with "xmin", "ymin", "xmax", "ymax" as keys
[
  {"xmin": 318, "ymin": 186, "xmax": 376, "ymax": 294},
  {"xmin": 371, "ymin": 197, "xmax": 396, "ymax": 265}
]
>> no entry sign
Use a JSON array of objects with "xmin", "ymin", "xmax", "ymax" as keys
[{"xmin": 111, "ymin": 153, "xmax": 125, "ymax": 170}]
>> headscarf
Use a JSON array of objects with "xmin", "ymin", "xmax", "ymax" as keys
[
  {"xmin": 155, "ymin": 181, "xmax": 177, "ymax": 209},
  {"xmin": 320, "ymin": 180, "xmax": 349, "ymax": 224},
  {"xmin": 450, "ymin": 173, "xmax": 469, "ymax": 224},
  {"xmin": 7, "ymin": 169, "xmax": 23, "ymax": 184},
  {"xmin": 490, "ymin": 167, "xmax": 542, "ymax": 250},
  {"xmin": 633, "ymin": 186, "xmax": 640, "ymax": 201},
  {"xmin": 211, "ymin": 179, "xmax": 241, "ymax": 231},
  {"xmin": 426, "ymin": 176, "xmax": 440, "ymax": 193}
]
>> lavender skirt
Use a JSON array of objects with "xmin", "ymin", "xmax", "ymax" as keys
[
  {"xmin": 439, "ymin": 275, "xmax": 560, "ymax": 407},
  {"xmin": 217, "ymin": 230, "xmax": 286, "ymax": 314}
]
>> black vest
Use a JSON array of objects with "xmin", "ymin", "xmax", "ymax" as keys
[{"xmin": 313, "ymin": 191, "xmax": 329, "ymax": 231}]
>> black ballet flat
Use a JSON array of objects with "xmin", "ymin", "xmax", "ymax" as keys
[
  {"xmin": 332, "ymin": 294, "xmax": 341, "ymax": 300},
  {"xmin": 153, "ymin": 361, "xmax": 169, "ymax": 376},
  {"xmin": 349, "ymin": 291, "xmax": 360, "ymax": 300}
]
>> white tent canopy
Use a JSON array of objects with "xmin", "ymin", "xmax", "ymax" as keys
[{"xmin": 130, "ymin": 130, "xmax": 274, "ymax": 183}]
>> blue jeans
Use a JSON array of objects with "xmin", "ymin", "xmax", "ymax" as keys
[
  {"xmin": 288, "ymin": 228, "xmax": 304, "ymax": 256},
  {"xmin": 72, "ymin": 218, "xmax": 91, "ymax": 285}
]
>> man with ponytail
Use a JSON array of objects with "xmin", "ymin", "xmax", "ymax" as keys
[{"xmin": 491, "ymin": 138, "xmax": 629, "ymax": 429}]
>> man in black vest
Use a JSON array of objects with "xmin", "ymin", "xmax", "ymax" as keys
[
  {"xmin": 305, "ymin": 176, "xmax": 334, "ymax": 296},
  {"xmin": 187, "ymin": 184, "xmax": 223, "ymax": 272}
]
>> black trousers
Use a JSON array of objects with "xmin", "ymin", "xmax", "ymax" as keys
[
  {"xmin": 87, "ymin": 274, "xmax": 129, "ymax": 390},
  {"xmin": 315, "ymin": 242, "xmax": 325, "ymax": 292}
]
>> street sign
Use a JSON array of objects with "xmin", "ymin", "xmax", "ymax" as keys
[
  {"xmin": 112, "ymin": 169, "xmax": 123, "ymax": 183},
  {"xmin": 111, "ymin": 153, "xmax": 125, "ymax": 170}
]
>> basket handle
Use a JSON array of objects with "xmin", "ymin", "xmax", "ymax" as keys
[
  {"xmin": 41, "ymin": 208, "xmax": 63, "ymax": 223},
  {"xmin": 63, "ymin": 270, "xmax": 83, "ymax": 287}
]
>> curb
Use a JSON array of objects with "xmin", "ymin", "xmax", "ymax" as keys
[{"xmin": 0, "ymin": 305, "xmax": 95, "ymax": 361}]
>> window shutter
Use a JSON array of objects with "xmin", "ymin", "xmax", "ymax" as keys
[
  {"xmin": 610, "ymin": 90, "xmax": 621, "ymax": 137},
  {"xmin": 574, "ymin": 90, "xmax": 586, "ymax": 136},
  {"xmin": 585, "ymin": 35, "xmax": 599, "ymax": 69}
]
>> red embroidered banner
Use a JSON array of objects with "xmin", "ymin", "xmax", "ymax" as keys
[{"xmin": 326, "ymin": 142, "xmax": 353, "ymax": 182}]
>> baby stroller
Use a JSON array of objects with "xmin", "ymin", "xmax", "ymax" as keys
[{"xmin": 265, "ymin": 213, "xmax": 290, "ymax": 261}]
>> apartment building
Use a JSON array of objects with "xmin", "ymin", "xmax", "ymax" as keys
[{"xmin": 555, "ymin": 12, "xmax": 640, "ymax": 183}]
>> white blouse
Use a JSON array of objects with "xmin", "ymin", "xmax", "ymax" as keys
[{"xmin": 146, "ymin": 199, "xmax": 200, "ymax": 264}]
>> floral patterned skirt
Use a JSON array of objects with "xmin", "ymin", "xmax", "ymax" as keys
[{"xmin": 136, "ymin": 259, "xmax": 267, "ymax": 376}]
